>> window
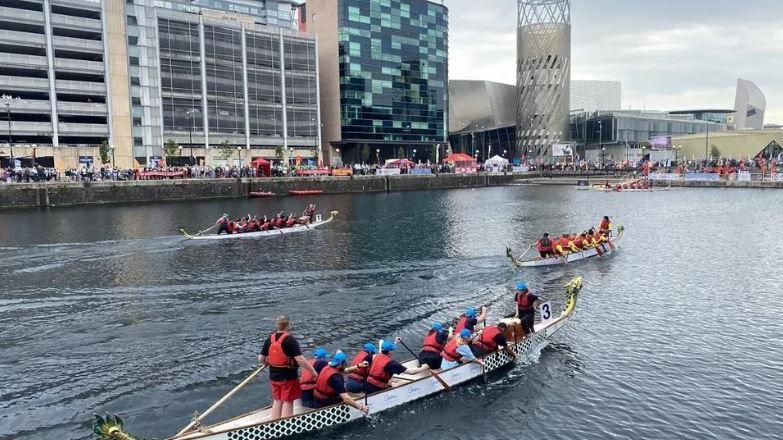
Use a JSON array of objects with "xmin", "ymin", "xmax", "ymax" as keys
[
  {"xmin": 129, "ymin": 56, "xmax": 140, "ymax": 66},
  {"xmin": 131, "ymin": 97, "xmax": 141, "ymax": 105},
  {"xmin": 126, "ymin": 15, "xmax": 137, "ymax": 25},
  {"xmin": 130, "ymin": 77, "xmax": 140, "ymax": 86},
  {"xmin": 133, "ymin": 117, "xmax": 142, "ymax": 126},
  {"xmin": 128, "ymin": 36, "xmax": 138, "ymax": 45},
  {"xmin": 133, "ymin": 137, "xmax": 143, "ymax": 146}
]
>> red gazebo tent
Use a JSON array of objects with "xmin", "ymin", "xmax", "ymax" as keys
[
  {"xmin": 443, "ymin": 153, "xmax": 476, "ymax": 164},
  {"xmin": 251, "ymin": 157, "xmax": 271, "ymax": 177},
  {"xmin": 387, "ymin": 158, "xmax": 415, "ymax": 168}
]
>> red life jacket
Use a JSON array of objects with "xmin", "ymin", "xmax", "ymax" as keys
[
  {"xmin": 421, "ymin": 330, "xmax": 445, "ymax": 354},
  {"xmin": 300, "ymin": 358, "xmax": 319, "ymax": 391},
  {"xmin": 266, "ymin": 332, "xmax": 296, "ymax": 369},
  {"xmin": 227, "ymin": 221, "xmax": 235, "ymax": 233},
  {"xmin": 347, "ymin": 351, "xmax": 372, "ymax": 382},
  {"xmin": 536, "ymin": 238, "xmax": 553, "ymax": 252},
  {"xmin": 559, "ymin": 237, "xmax": 571, "ymax": 249},
  {"xmin": 286, "ymin": 218, "xmax": 297, "ymax": 227},
  {"xmin": 261, "ymin": 222, "xmax": 271, "ymax": 231},
  {"xmin": 516, "ymin": 291, "xmax": 534, "ymax": 313},
  {"xmin": 313, "ymin": 366, "xmax": 340, "ymax": 401},
  {"xmin": 474, "ymin": 326, "xmax": 501, "ymax": 352},
  {"xmin": 599, "ymin": 219, "xmax": 610, "ymax": 232},
  {"xmin": 366, "ymin": 353, "xmax": 393, "ymax": 389},
  {"xmin": 454, "ymin": 315, "xmax": 472, "ymax": 333},
  {"xmin": 442, "ymin": 338, "xmax": 462, "ymax": 363}
]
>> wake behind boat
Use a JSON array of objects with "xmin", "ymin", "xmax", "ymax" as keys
[
  {"xmin": 181, "ymin": 211, "xmax": 338, "ymax": 241},
  {"xmin": 95, "ymin": 278, "xmax": 583, "ymax": 440}
]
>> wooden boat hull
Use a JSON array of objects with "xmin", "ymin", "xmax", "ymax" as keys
[
  {"xmin": 181, "ymin": 212, "xmax": 337, "ymax": 240},
  {"xmin": 166, "ymin": 278, "xmax": 583, "ymax": 440},
  {"xmin": 508, "ymin": 227, "xmax": 624, "ymax": 267}
]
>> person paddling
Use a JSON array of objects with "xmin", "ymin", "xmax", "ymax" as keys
[
  {"xmin": 345, "ymin": 342, "xmax": 376, "ymax": 393},
  {"xmin": 471, "ymin": 322, "xmax": 515, "ymax": 359},
  {"xmin": 418, "ymin": 322, "xmax": 448, "ymax": 369},
  {"xmin": 454, "ymin": 307, "xmax": 487, "ymax": 334},
  {"xmin": 311, "ymin": 351, "xmax": 369, "ymax": 413},
  {"xmin": 536, "ymin": 232, "xmax": 556, "ymax": 258},
  {"xmin": 365, "ymin": 340, "xmax": 430, "ymax": 394},
  {"xmin": 513, "ymin": 282, "xmax": 540, "ymax": 335},
  {"xmin": 257, "ymin": 316, "xmax": 319, "ymax": 420},
  {"xmin": 300, "ymin": 348, "xmax": 330, "ymax": 409},
  {"xmin": 441, "ymin": 329, "xmax": 485, "ymax": 369},
  {"xmin": 215, "ymin": 214, "xmax": 230, "ymax": 235}
]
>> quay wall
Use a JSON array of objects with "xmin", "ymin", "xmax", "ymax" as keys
[{"xmin": 0, "ymin": 173, "xmax": 514, "ymax": 209}]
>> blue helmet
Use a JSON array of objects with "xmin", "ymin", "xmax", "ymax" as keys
[
  {"xmin": 381, "ymin": 340, "xmax": 397, "ymax": 352},
  {"xmin": 465, "ymin": 307, "xmax": 477, "ymax": 318},
  {"xmin": 432, "ymin": 322, "xmax": 443, "ymax": 332},
  {"xmin": 312, "ymin": 347, "xmax": 329, "ymax": 359},
  {"xmin": 329, "ymin": 351, "xmax": 347, "ymax": 367},
  {"xmin": 516, "ymin": 281, "xmax": 528, "ymax": 291},
  {"xmin": 363, "ymin": 342, "xmax": 377, "ymax": 354},
  {"xmin": 459, "ymin": 329, "xmax": 472, "ymax": 339}
]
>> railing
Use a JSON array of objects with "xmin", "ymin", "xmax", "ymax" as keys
[{"xmin": 0, "ymin": 6, "xmax": 44, "ymax": 24}]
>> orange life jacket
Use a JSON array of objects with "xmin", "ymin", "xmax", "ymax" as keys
[
  {"xmin": 313, "ymin": 365, "xmax": 340, "ymax": 401},
  {"xmin": 454, "ymin": 315, "xmax": 472, "ymax": 333},
  {"xmin": 474, "ymin": 326, "xmax": 502, "ymax": 352},
  {"xmin": 347, "ymin": 351, "xmax": 372, "ymax": 382},
  {"xmin": 516, "ymin": 291, "xmax": 534, "ymax": 313},
  {"xmin": 300, "ymin": 359, "xmax": 320, "ymax": 391},
  {"xmin": 536, "ymin": 237, "xmax": 554, "ymax": 252},
  {"xmin": 599, "ymin": 219, "xmax": 611, "ymax": 232},
  {"xmin": 267, "ymin": 332, "xmax": 296, "ymax": 369},
  {"xmin": 442, "ymin": 338, "xmax": 462, "ymax": 363},
  {"xmin": 366, "ymin": 353, "xmax": 393, "ymax": 389},
  {"xmin": 421, "ymin": 330, "xmax": 445, "ymax": 354}
]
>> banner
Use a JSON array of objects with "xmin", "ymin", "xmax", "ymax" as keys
[
  {"xmin": 649, "ymin": 172, "xmax": 680, "ymax": 181},
  {"xmin": 552, "ymin": 143, "xmax": 574, "ymax": 157},
  {"xmin": 375, "ymin": 168, "xmax": 401, "ymax": 176},
  {"xmin": 455, "ymin": 167, "xmax": 479, "ymax": 174},
  {"xmin": 295, "ymin": 169, "xmax": 330, "ymax": 176},
  {"xmin": 512, "ymin": 165, "xmax": 529, "ymax": 173},
  {"xmin": 685, "ymin": 173, "xmax": 720, "ymax": 182},
  {"xmin": 330, "ymin": 168, "xmax": 353, "ymax": 176},
  {"xmin": 737, "ymin": 171, "xmax": 751, "ymax": 182},
  {"xmin": 409, "ymin": 168, "xmax": 432, "ymax": 175},
  {"xmin": 650, "ymin": 136, "xmax": 672, "ymax": 150}
]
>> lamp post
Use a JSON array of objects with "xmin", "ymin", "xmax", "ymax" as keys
[
  {"xmin": 2, "ymin": 94, "xmax": 21, "ymax": 161},
  {"xmin": 335, "ymin": 147, "xmax": 340, "ymax": 167},
  {"xmin": 111, "ymin": 144, "xmax": 116, "ymax": 167},
  {"xmin": 412, "ymin": 148, "xmax": 417, "ymax": 161},
  {"xmin": 237, "ymin": 146, "xmax": 243, "ymax": 167},
  {"xmin": 376, "ymin": 148, "xmax": 380, "ymax": 166}
]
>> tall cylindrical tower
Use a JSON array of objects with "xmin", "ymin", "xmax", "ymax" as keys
[{"xmin": 516, "ymin": 0, "xmax": 571, "ymax": 160}]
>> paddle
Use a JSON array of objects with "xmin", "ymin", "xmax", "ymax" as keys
[
  {"xmin": 397, "ymin": 339, "xmax": 450, "ymax": 391},
  {"xmin": 181, "ymin": 224, "xmax": 218, "ymax": 237}
]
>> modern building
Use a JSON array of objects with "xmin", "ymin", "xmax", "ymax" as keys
[
  {"xmin": 516, "ymin": 0, "xmax": 571, "ymax": 160},
  {"xmin": 0, "ymin": 0, "xmax": 316, "ymax": 170},
  {"xmin": 570, "ymin": 110, "xmax": 726, "ymax": 163},
  {"xmin": 570, "ymin": 80, "xmax": 621, "ymax": 112},
  {"xmin": 734, "ymin": 78, "xmax": 766, "ymax": 130},
  {"xmin": 669, "ymin": 109, "xmax": 736, "ymax": 126},
  {"xmin": 303, "ymin": 0, "xmax": 449, "ymax": 165},
  {"xmin": 448, "ymin": 80, "xmax": 516, "ymax": 160},
  {"xmin": 673, "ymin": 130, "xmax": 783, "ymax": 161}
]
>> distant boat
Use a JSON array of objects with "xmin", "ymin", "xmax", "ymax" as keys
[
  {"xmin": 248, "ymin": 191, "xmax": 276, "ymax": 198},
  {"xmin": 180, "ymin": 211, "xmax": 338, "ymax": 241},
  {"xmin": 290, "ymin": 189, "xmax": 324, "ymax": 196},
  {"xmin": 507, "ymin": 226, "xmax": 624, "ymax": 267}
]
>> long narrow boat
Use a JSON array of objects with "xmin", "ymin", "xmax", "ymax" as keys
[
  {"xmin": 180, "ymin": 211, "xmax": 338, "ymax": 241},
  {"xmin": 95, "ymin": 278, "xmax": 584, "ymax": 440},
  {"xmin": 506, "ymin": 226, "xmax": 624, "ymax": 267}
]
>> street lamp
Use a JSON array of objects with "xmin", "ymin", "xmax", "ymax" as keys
[
  {"xmin": 237, "ymin": 146, "xmax": 242, "ymax": 166},
  {"xmin": 111, "ymin": 144, "xmax": 116, "ymax": 167},
  {"xmin": 376, "ymin": 148, "xmax": 380, "ymax": 166},
  {"xmin": 412, "ymin": 148, "xmax": 417, "ymax": 161},
  {"xmin": 2, "ymin": 94, "xmax": 21, "ymax": 160}
]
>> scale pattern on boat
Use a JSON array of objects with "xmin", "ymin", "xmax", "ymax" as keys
[{"xmin": 226, "ymin": 405, "xmax": 351, "ymax": 440}]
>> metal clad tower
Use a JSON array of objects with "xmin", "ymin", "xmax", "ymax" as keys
[{"xmin": 516, "ymin": 0, "xmax": 571, "ymax": 160}]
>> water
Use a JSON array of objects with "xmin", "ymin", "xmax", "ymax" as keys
[{"xmin": 1, "ymin": 186, "xmax": 781, "ymax": 440}]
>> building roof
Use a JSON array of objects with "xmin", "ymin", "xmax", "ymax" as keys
[
  {"xmin": 673, "ymin": 130, "xmax": 783, "ymax": 159},
  {"xmin": 669, "ymin": 109, "xmax": 736, "ymax": 115}
]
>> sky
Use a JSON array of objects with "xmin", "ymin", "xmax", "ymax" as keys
[{"xmin": 447, "ymin": 0, "xmax": 783, "ymax": 123}]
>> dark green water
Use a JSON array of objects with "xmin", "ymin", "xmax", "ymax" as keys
[{"xmin": 1, "ymin": 186, "xmax": 781, "ymax": 439}]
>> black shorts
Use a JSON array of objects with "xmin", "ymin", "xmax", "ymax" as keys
[
  {"xmin": 520, "ymin": 313, "xmax": 535, "ymax": 334},
  {"xmin": 418, "ymin": 351, "xmax": 443, "ymax": 369}
]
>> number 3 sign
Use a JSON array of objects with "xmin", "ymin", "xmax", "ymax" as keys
[{"xmin": 539, "ymin": 301, "xmax": 553, "ymax": 324}]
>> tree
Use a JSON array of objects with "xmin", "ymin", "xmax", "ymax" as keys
[
  {"xmin": 218, "ymin": 140, "xmax": 234, "ymax": 161},
  {"xmin": 99, "ymin": 139, "xmax": 111, "ymax": 164},
  {"xmin": 275, "ymin": 146, "xmax": 284, "ymax": 162},
  {"xmin": 163, "ymin": 139, "xmax": 178, "ymax": 160},
  {"xmin": 710, "ymin": 145, "xmax": 721, "ymax": 162}
]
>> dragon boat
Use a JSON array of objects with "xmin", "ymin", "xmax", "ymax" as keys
[
  {"xmin": 180, "ymin": 211, "xmax": 338, "ymax": 241},
  {"xmin": 506, "ymin": 226, "xmax": 624, "ymax": 267},
  {"xmin": 95, "ymin": 278, "xmax": 584, "ymax": 440}
]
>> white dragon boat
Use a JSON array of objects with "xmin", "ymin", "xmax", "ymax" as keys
[
  {"xmin": 506, "ymin": 227, "xmax": 624, "ymax": 267},
  {"xmin": 180, "ymin": 212, "xmax": 338, "ymax": 241},
  {"xmin": 95, "ymin": 278, "xmax": 584, "ymax": 440}
]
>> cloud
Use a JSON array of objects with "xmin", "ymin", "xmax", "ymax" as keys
[{"xmin": 447, "ymin": 0, "xmax": 783, "ymax": 123}]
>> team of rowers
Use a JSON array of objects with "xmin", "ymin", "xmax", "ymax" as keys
[
  {"xmin": 215, "ymin": 204, "xmax": 317, "ymax": 234},
  {"xmin": 534, "ymin": 216, "xmax": 614, "ymax": 258},
  {"xmin": 604, "ymin": 179, "xmax": 653, "ymax": 191},
  {"xmin": 257, "ymin": 281, "xmax": 542, "ymax": 420}
]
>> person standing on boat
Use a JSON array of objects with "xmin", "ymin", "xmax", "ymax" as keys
[
  {"xmin": 471, "ymin": 322, "xmax": 515, "ymax": 358},
  {"xmin": 418, "ymin": 322, "xmax": 448, "ymax": 369},
  {"xmin": 311, "ymin": 351, "xmax": 369, "ymax": 413},
  {"xmin": 454, "ymin": 307, "xmax": 487, "ymax": 334},
  {"xmin": 345, "ymin": 342, "xmax": 376, "ymax": 393},
  {"xmin": 441, "ymin": 329, "xmax": 485, "ymax": 369},
  {"xmin": 299, "ymin": 348, "xmax": 330, "ymax": 409},
  {"xmin": 536, "ymin": 233, "xmax": 556, "ymax": 258},
  {"xmin": 599, "ymin": 216, "xmax": 613, "ymax": 237},
  {"xmin": 514, "ymin": 282, "xmax": 540, "ymax": 335},
  {"xmin": 258, "ymin": 316, "xmax": 319, "ymax": 420},
  {"xmin": 365, "ymin": 340, "xmax": 430, "ymax": 394},
  {"xmin": 215, "ymin": 214, "xmax": 230, "ymax": 235}
]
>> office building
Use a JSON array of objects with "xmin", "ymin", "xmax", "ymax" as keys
[
  {"xmin": 448, "ymin": 80, "xmax": 516, "ymax": 160},
  {"xmin": 516, "ymin": 0, "xmax": 571, "ymax": 160},
  {"xmin": 669, "ymin": 109, "xmax": 735, "ymax": 126},
  {"xmin": 304, "ymin": 0, "xmax": 449, "ymax": 165},
  {"xmin": 0, "ymin": 0, "xmax": 316, "ymax": 169},
  {"xmin": 734, "ymin": 78, "xmax": 766, "ymax": 130},
  {"xmin": 571, "ymin": 80, "xmax": 621, "ymax": 112}
]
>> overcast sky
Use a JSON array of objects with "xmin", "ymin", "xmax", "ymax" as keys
[{"xmin": 448, "ymin": 0, "xmax": 783, "ymax": 123}]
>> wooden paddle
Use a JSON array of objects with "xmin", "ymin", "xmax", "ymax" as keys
[
  {"xmin": 397, "ymin": 339, "xmax": 450, "ymax": 391},
  {"xmin": 182, "ymin": 224, "xmax": 218, "ymax": 237}
]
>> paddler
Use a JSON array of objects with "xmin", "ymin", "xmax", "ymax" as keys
[
  {"xmin": 578, "ymin": 232, "xmax": 593, "ymax": 249},
  {"xmin": 418, "ymin": 322, "xmax": 448, "ymax": 369},
  {"xmin": 441, "ymin": 329, "xmax": 485, "ymax": 370},
  {"xmin": 311, "ymin": 351, "xmax": 370, "ymax": 413},
  {"xmin": 535, "ymin": 232, "xmax": 556, "ymax": 258},
  {"xmin": 365, "ymin": 340, "xmax": 430, "ymax": 394},
  {"xmin": 599, "ymin": 216, "xmax": 613, "ymax": 237},
  {"xmin": 285, "ymin": 214, "xmax": 297, "ymax": 228},
  {"xmin": 471, "ymin": 322, "xmax": 515, "ymax": 358},
  {"xmin": 215, "ymin": 214, "xmax": 230, "ymax": 235},
  {"xmin": 257, "ymin": 315, "xmax": 319, "ymax": 420},
  {"xmin": 345, "ymin": 342, "xmax": 376, "ymax": 393},
  {"xmin": 299, "ymin": 348, "xmax": 330, "ymax": 409},
  {"xmin": 260, "ymin": 215, "xmax": 271, "ymax": 231},
  {"xmin": 454, "ymin": 307, "xmax": 487, "ymax": 334},
  {"xmin": 513, "ymin": 282, "xmax": 540, "ymax": 335}
]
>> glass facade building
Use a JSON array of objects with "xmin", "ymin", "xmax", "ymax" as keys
[{"xmin": 307, "ymin": 0, "xmax": 448, "ymax": 164}]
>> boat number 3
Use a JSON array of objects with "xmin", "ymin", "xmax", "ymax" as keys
[
  {"xmin": 539, "ymin": 301, "xmax": 552, "ymax": 323},
  {"xmin": 316, "ymin": 214, "xmax": 322, "ymax": 222}
]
